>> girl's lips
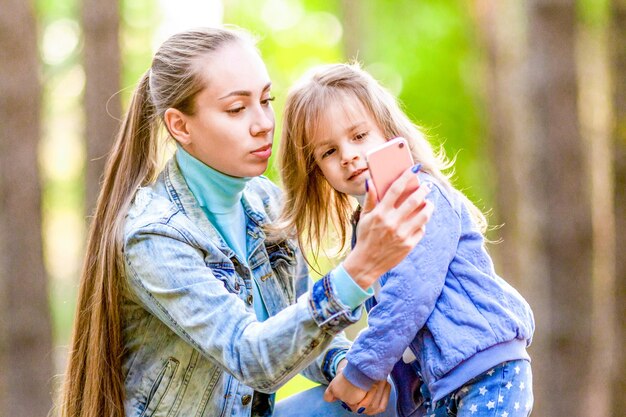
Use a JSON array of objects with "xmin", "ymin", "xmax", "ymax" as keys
[
  {"xmin": 251, "ymin": 145, "xmax": 272, "ymax": 160},
  {"xmin": 348, "ymin": 168, "xmax": 368, "ymax": 180}
]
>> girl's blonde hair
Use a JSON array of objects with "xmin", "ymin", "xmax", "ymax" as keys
[
  {"xmin": 61, "ymin": 27, "xmax": 254, "ymax": 417},
  {"xmin": 278, "ymin": 63, "xmax": 486, "ymax": 259}
]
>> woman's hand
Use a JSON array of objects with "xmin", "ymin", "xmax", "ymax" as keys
[
  {"xmin": 324, "ymin": 361, "xmax": 392, "ymax": 415},
  {"xmin": 344, "ymin": 166, "xmax": 433, "ymax": 289}
]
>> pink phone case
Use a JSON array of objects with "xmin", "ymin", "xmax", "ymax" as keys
[{"xmin": 366, "ymin": 137, "xmax": 415, "ymax": 200}]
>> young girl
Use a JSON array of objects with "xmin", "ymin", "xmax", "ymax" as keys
[
  {"xmin": 60, "ymin": 29, "xmax": 433, "ymax": 417},
  {"xmin": 278, "ymin": 63, "xmax": 535, "ymax": 417}
]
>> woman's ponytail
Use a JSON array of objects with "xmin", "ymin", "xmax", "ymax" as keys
[{"xmin": 61, "ymin": 70, "xmax": 159, "ymax": 417}]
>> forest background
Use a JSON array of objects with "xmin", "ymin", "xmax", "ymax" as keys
[{"xmin": 1, "ymin": 0, "xmax": 624, "ymax": 416}]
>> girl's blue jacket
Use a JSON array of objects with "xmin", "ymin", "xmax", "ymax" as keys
[{"xmin": 342, "ymin": 172, "xmax": 535, "ymax": 415}]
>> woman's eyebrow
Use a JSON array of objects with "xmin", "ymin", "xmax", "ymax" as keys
[{"xmin": 218, "ymin": 82, "xmax": 272, "ymax": 100}]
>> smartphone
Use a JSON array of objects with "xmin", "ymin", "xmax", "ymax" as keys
[{"xmin": 366, "ymin": 137, "xmax": 417, "ymax": 201}]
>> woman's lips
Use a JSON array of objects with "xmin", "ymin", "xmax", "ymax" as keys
[{"xmin": 251, "ymin": 144, "xmax": 272, "ymax": 160}]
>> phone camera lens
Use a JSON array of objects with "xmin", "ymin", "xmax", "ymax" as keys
[{"xmin": 399, "ymin": 142, "xmax": 404, "ymax": 148}]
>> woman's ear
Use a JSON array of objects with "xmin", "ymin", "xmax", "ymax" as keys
[{"xmin": 164, "ymin": 108, "xmax": 192, "ymax": 146}]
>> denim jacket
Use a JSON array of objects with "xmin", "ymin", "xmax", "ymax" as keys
[{"xmin": 121, "ymin": 158, "xmax": 359, "ymax": 417}]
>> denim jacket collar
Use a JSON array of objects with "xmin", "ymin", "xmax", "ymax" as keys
[{"xmin": 162, "ymin": 157, "xmax": 269, "ymax": 261}]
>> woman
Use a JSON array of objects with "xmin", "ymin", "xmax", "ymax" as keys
[{"xmin": 60, "ymin": 27, "xmax": 432, "ymax": 417}]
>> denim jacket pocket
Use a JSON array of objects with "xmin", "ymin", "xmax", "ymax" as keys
[
  {"xmin": 264, "ymin": 241, "xmax": 297, "ymax": 304},
  {"xmin": 141, "ymin": 357, "xmax": 179, "ymax": 417}
]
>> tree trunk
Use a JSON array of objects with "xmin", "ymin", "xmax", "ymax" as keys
[
  {"xmin": 577, "ymin": 14, "xmax": 616, "ymax": 417},
  {"xmin": 0, "ymin": 1, "xmax": 54, "ymax": 416},
  {"xmin": 527, "ymin": 1, "xmax": 595, "ymax": 416},
  {"xmin": 339, "ymin": 0, "xmax": 367, "ymax": 62},
  {"xmin": 82, "ymin": 0, "xmax": 121, "ymax": 217},
  {"xmin": 476, "ymin": 1, "xmax": 554, "ymax": 414},
  {"xmin": 611, "ymin": 0, "xmax": 626, "ymax": 415},
  {"xmin": 474, "ymin": 0, "xmax": 536, "ymax": 289}
]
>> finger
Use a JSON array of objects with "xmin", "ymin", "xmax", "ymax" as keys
[
  {"xmin": 361, "ymin": 179, "xmax": 379, "ymax": 214},
  {"xmin": 395, "ymin": 182, "xmax": 431, "ymax": 220},
  {"xmin": 403, "ymin": 199, "xmax": 434, "ymax": 238},
  {"xmin": 368, "ymin": 382, "xmax": 387, "ymax": 413},
  {"xmin": 377, "ymin": 164, "xmax": 421, "ymax": 210},
  {"xmin": 362, "ymin": 383, "xmax": 391, "ymax": 415},
  {"xmin": 355, "ymin": 385, "xmax": 376, "ymax": 411},
  {"xmin": 323, "ymin": 386, "xmax": 336, "ymax": 403},
  {"xmin": 374, "ymin": 382, "xmax": 392, "ymax": 414},
  {"xmin": 356, "ymin": 382, "xmax": 388, "ymax": 415}
]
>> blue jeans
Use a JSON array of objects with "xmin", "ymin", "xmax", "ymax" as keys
[
  {"xmin": 421, "ymin": 360, "xmax": 533, "ymax": 417},
  {"xmin": 274, "ymin": 384, "xmax": 398, "ymax": 417}
]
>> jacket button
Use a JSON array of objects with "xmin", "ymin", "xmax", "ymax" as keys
[
  {"xmin": 241, "ymin": 394, "xmax": 252, "ymax": 405},
  {"xmin": 246, "ymin": 294, "xmax": 253, "ymax": 305}
]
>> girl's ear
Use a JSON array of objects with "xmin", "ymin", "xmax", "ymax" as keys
[{"xmin": 164, "ymin": 108, "xmax": 192, "ymax": 146}]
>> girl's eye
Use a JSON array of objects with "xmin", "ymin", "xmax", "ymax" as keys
[
  {"xmin": 261, "ymin": 96, "xmax": 276, "ymax": 106},
  {"xmin": 355, "ymin": 132, "xmax": 369, "ymax": 141},
  {"xmin": 320, "ymin": 148, "xmax": 335, "ymax": 159}
]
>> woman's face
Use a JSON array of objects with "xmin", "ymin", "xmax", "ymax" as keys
[{"xmin": 182, "ymin": 41, "xmax": 275, "ymax": 178}]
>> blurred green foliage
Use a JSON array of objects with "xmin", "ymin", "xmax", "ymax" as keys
[
  {"xmin": 225, "ymin": 0, "xmax": 491, "ymax": 209},
  {"xmin": 355, "ymin": 0, "xmax": 489, "ymax": 206},
  {"xmin": 578, "ymin": 0, "xmax": 610, "ymax": 27},
  {"xmin": 120, "ymin": 0, "xmax": 159, "ymax": 93}
]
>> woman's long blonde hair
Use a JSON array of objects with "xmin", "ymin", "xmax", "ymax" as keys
[
  {"xmin": 278, "ymin": 63, "xmax": 486, "ymax": 260},
  {"xmin": 60, "ymin": 27, "xmax": 252, "ymax": 417}
]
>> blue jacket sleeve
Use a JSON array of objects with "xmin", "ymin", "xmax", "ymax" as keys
[{"xmin": 342, "ymin": 180, "xmax": 462, "ymax": 390}]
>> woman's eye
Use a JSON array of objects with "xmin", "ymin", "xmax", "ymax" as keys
[
  {"xmin": 354, "ymin": 132, "xmax": 369, "ymax": 141},
  {"xmin": 261, "ymin": 96, "xmax": 276, "ymax": 106},
  {"xmin": 226, "ymin": 107, "xmax": 245, "ymax": 114}
]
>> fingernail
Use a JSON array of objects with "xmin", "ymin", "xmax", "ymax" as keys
[
  {"xmin": 365, "ymin": 179, "xmax": 369, "ymax": 192},
  {"xmin": 357, "ymin": 407, "xmax": 366, "ymax": 414},
  {"xmin": 412, "ymin": 163, "xmax": 422, "ymax": 173},
  {"xmin": 340, "ymin": 401, "xmax": 351, "ymax": 411}
]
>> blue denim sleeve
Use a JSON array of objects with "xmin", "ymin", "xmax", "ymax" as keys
[
  {"xmin": 124, "ymin": 220, "xmax": 362, "ymax": 393},
  {"xmin": 308, "ymin": 273, "xmax": 364, "ymax": 332},
  {"xmin": 300, "ymin": 264, "xmax": 362, "ymax": 384},
  {"xmin": 321, "ymin": 347, "xmax": 348, "ymax": 381},
  {"xmin": 343, "ymin": 180, "xmax": 462, "ymax": 389},
  {"xmin": 291, "ymin": 247, "xmax": 354, "ymax": 385}
]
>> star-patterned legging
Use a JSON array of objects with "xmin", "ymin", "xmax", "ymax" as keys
[{"xmin": 420, "ymin": 359, "xmax": 533, "ymax": 417}]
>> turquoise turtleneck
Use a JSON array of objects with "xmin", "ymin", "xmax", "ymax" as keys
[
  {"xmin": 175, "ymin": 145, "xmax": 269, "ymax": 320},
  {"xmin": 175, "ymin": 145, "xmax": 372, "ymax": 329}
]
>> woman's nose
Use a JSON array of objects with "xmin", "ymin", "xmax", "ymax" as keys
[{"xmin": 250, "ymin": 108, "xmax": 274, "ymax": 136}]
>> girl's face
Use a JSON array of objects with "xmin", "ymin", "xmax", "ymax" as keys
[
  {"xmin": 311, "ymin": 95, "xmax": 387, "ymax": 197},
  {"xmin": 182, "ymin": 41, "xmax": 275, "ymax": 177}
]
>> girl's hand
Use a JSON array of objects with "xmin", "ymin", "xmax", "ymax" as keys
[
  {"xmin": 344, "ymin": 166, "xmax": 433, "ymax": 289},
  {"xmin": 324, "ymin": 371, "xmax": 367, "ymax": 410},
  {"xmin": 352, "ymin": 379, "xmax": 392, "ymax": 415},
  {"xmin": 324, "ymin": 367, "xmax": 392, "ymax": 415}
]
